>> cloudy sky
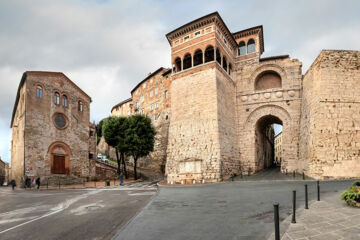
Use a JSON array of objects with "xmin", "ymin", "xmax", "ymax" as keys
[{"xmin": 0, "ymin": 0, "xmax": 359, "ymax": 164}]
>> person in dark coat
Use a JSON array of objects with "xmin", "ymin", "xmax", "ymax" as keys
[
  {"xmin": 10, "ymin": 180, "xmax": 16, "ymax": 190},
  {"xmin": 36, "ymin": 177, "xmax": 41, "ymax": 189},
  {"xmin": 119, "ymin": 172, "xmax": 124, "ymax": 186}
]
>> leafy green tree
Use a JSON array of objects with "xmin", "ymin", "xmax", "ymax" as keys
[
  {"xmin": 96, "ymin": 118, "xmax": 105, "ymax": 144},
  {"xmin": 102, "ymin": 117, "xmax": 129, "ymax": 177},
  {"xmin": 126, "ymin": 115, "xmax": 156, "ymax": 180}
]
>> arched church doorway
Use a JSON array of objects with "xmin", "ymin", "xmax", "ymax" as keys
[
  {"xmin": 48, "ymin": 142, "xmax": 71, "ymax": 175},
  {"xmin": 255, "ymin": 115, "xmax": 283, "ymax": 171}
]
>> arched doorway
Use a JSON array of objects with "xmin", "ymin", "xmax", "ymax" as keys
[
  {"xmin": 48, "ymin": 142, "xmax": 71, "ymax": 175},
  {"xmin": 241, "ymin": 105, "xmax": 293, "ymax": 174},
  {"xmin": 255, "ymin": 115, "xmax": 282, "ymax": 171}
]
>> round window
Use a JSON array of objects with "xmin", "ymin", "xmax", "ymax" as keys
[{"xmin": 54, "ymin": 114, "xmax": 67, "ymax": 129}]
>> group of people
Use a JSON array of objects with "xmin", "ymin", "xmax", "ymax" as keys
[{"xmin": 9, "ymin": 176, "xmax": 41, "ymax": 190}]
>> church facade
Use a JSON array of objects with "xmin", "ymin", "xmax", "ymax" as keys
[
  {"xmin": 10, "ymin": 71, "xmax": 96, "ymax": 185},
  {"xmin": 112, "ymin": 12, "xmax": 360, "ymax": 183}
]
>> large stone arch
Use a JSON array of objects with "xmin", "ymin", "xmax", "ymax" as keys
[
  {"xmin": 240, "ymin": 104, "xmax": 297, "ymax": 174},
  {"xmin": 48, "ymin": 141, "xmax": 71, "ymax": 175}
]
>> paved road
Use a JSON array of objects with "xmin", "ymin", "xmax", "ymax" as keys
[
  {"xmin": 0, "ymin": 182, "xmax": 157, "ymax": 240},
  {"xmin": 114, "ymin": 180, "xmax": 353, "ymax": 240}
]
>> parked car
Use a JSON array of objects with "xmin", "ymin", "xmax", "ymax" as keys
[
  {"xmin": 102, "ymin": 156, "xmax": 109, "ymax": 163},
  {"xmin": 97, "ymin": 153, "xmax": 102, "ymax": 160}
]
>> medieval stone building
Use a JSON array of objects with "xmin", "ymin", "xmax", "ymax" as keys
[
  {"xmin": 10, "ymin": 71, "xmax": 96, "ymax": 185},
  {"xmin": 112, "ymin": 12, "xmax": 360, "ymax": 183}
]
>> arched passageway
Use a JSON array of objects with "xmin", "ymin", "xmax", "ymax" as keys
[{"xmin": 255, "ymin": 115, "xmax": 282, "ymax": 171}]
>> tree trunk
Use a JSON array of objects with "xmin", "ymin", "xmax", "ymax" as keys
[
  {"xmin": 134, "ymin": 157, "xmax": 137, "ymax": 180},
  {"xmin": 115, "ymin": 149, "xmax": 121, "ymax": 174},
  {"xmin": 121, "ymin": 152, "xmax": 128, "ymax": 179}
]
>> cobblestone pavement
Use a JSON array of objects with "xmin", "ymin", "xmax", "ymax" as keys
[{"xmin": 267, "ymin": 192, "xmax": 360, "ymax": 240}]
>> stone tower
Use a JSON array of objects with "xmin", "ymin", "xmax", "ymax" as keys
[{"xmin": 165, "ymin": 12, "xmax": 240, "ymax": 183}]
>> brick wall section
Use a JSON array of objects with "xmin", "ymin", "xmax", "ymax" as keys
[{"xmin": 300, "ymin": 50, "xmax": 360, "ymax": 179}]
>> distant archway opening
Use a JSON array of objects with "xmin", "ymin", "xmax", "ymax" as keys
[
  {"xmin": 193, "ymin": 49, "xmax": 203, "ymax": 66},
  {"xmin": 255, "ymin": 71, "xmax": 282, "ymax": 91},
  {"xmin": 204, "ymin": 46, "xmax": 214, "ymax": 63},
  {"xmin": 183, "ymin": 53, "xmax": 192, "ymax": 70},
  {"xmin": 216, "ymin": 48, "xmax": 221, "ymax": 64},
  {"xmin": 174, "ymin": 57, "xmax": 181, "ymax": 72},
  {"xmin": 255, "ymin": 115, "xmax": 283, "ymax": 172}
]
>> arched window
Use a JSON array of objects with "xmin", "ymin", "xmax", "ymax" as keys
[
  {"xmin": 78, "ymin": 101, "xmax": 83, "ymax": 112},
  {"xmin": 193, "ymin": 49, "xmax": 203, "ymax": 66},
  {"xmin": 204, "ymin": 46, "xmax": 214, "ymax": 63},
  {"xmin": 255, "ymin": 71, "xmax": 282, "ymax": 90},
  {"xmin": 174, "ymin": 57, "xmax": 181, "ymax": 72},
  {"xmin": 222, "ymin": 56, "xmax": 227, "ymax": 72},
  {"xmin": 183, "ymin": 53, "xmax": 192, "ymax": 70},
  {"xmin": 62, "ymin": 95, "xmax": 68, "ymax": 107},
  {"xmin": 36, "ymin": 86, "xmax": 43, "ymax": 99},
  {"xmin": 216, "ymin": 48, "xmax": 221, "ymax": 64},
  {"xmin": 238, "ymin": 41, "xmax": 246, "ymax": 56},
  {"xmin": 54, "ymin": 92, "xmax": 60, "ymax": 105},
  {"xmin": 247, "ymin": 39, "xmax": 256, "ymax": 54}
]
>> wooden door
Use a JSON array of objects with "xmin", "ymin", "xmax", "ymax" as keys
[{"xmin": 53, "ymin": 155, "xmax": 65, "ymax": 174}]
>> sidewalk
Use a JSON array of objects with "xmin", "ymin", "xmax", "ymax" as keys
[
  {"xmin": 268, "ymin": 192, "xmax": 360, "ymax": 240},
  {"xmin": 5, "ymin": 179, "xmax": 137, "ymax": 191}
]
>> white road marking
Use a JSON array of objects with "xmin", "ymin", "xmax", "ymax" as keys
[
  {"xmin": 0, "ymin": 189, "xmax": 103, "ymax": 235},
  {"xmin": 70, "ymin": 201, "xmax": 105, "ymax": 216},
  {"xmin": 0, "ymin": 216, "xmax": 39, "ymax": 225},
  {"xmin": 128, "ymin": 192, "xmax": 156, "ymax": 196}
]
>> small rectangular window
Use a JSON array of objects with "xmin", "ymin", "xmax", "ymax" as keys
[
  {"xmin": 89, "ymin": 153, "xmax": 94, "ymax": 159},
  {"xmin": 90, "ymin": 130, "xmax": 94, "ymax": 137},
  {"xmin": 141, "ymin": 109, "xmax": 144, "ymax": 115},
  {"xmin": 155, "ymin": 88, "xmax": 158, "ymax": 95},
  {"xmin": 150, "ymin": 91, "xmax": 153, "ymax": 98},
  {"xmin": 195, "ymin": 31, "xmax": 201, "ymax": 37},
  {"xmin": 150, "ymin": 104, "xmax": 153, "ymax": 111},
  {"xmin": 164, "ymin": 90, "xmax": 168, "ymax": 99},
  {"xmin": 143, "ymin": 83, "xmax": 146, "ymax": 89},
  {"xmin": 184, "ymin": 36, "xmax": 190, "ymax": 42},
  {"xmin": 140, "ymin": 96, "xmax": 144, "ymax": 103},
  {"xmin": 155, "ymin": 102, "xmax": 158, "ymax": 109}
]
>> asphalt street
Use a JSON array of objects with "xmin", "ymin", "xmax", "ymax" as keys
[
  {"xmin": 0, "ymin": 183, "xmax": 157, "ymax": 240},
  {"xmin": 114, "ymin": 179, "xmax": 353, "ymax": 240}
]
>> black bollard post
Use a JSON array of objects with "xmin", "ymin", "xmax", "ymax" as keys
[
  {"xmin": 248, "ymin": 168, "xmax": 251, "ymax": 176},
  {"xmin": 95, "ymin": 179, "xmax": 96, "ymax": 188},
  {"xmin": 274, "ymin": 203, "xmax": 280, "ymax": 240},
  {"xmin": 317, "ymin": 180, "xmax": 320, "ymax": 201},
  {"xmin": 302, "ymin": 172, "xmax": 305, "ymax": 180},
  {"xmin": 292, "ymin": 190, "xmax": 296, "ymax": 223},
  {"xmin": 47, "ymin": 180, "xmax": 48, "ymax": 190},
  {"xmin": 58, "ymin": 179, "xmax": 60, "ymax": 190},
  {"xmin": 293, "ymin": 171, "xmax": 296, "ymax": 179},
  {"xmin": 286, "ymin": 169, "xmax": 288, "ymax": 175},
  {"xmin": 240, "ymin": 171, "xmax": 243, "ymax": 179},
  {"xmin": 305, "ymin": 184, "xmax": 309, "ymax": 209},
  {"xmin": 83, "ymin": 179, "xmax": 85, "ymax": 188}
]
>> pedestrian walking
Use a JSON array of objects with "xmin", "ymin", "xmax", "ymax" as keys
[
  {"xmin": 119, "ymin": 171, "xmax": 124, "ymax": 186},
  {"xmin": 10, "ymin": 179, "xmax": 16, "ymax": 190},
  {"xmin": 36, "ymin": 177, "xmax": 41, "ymax": 189}
]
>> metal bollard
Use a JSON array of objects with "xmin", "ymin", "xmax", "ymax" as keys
[
  {"xmin": 293, "ymin": 171, "xmax": 296, "ymax": 179},
  {"xmin": 274, "ymin": 203, "xmax": 280, "ymax": 240},
  {"xmin": 47, "ymin": 181, "xmax": 48, "ymax": 190},
  {"xmin": 292, "ymin": 190, "xmax": 296, "ymax": 223},
  {"xmin": 302, "ymin": 172, "xmax": 305, "ymax": 180},
  {"xmin": 305, "ymin": 184, "xmax": 309, "ymax": 209},
  {"xmin": 286, "ymin": 169, "xmax": 288, "ymax": 175},
  {"xmin": 58, "ymin": 179, "xmax": 60, "ymax": 190},
  {"xmin": 317, "ymin": 180, "xmax": 320, "ymax": 201},
  {"xmin": 95, "ymin": 179, "xmax": 96, "ymax": 188},
  {"xmin": 83, "ymin": 179, "xmax": 85, "ymax": 188}
]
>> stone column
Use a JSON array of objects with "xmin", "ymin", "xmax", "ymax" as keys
[
  {"xmin": 181, "ymin": 60, "xmax": 183, "ymax": 71},
  {"xmin": 227, "ymin": 63, "xmax": 230, "ymax": 74},
  {"xmin": 202, "ymin": 51, "xmax": 205, "ymax": 64},
  {"xmin": 214, "ymin": 49, "xmax": 216, "ymax": 62}
]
